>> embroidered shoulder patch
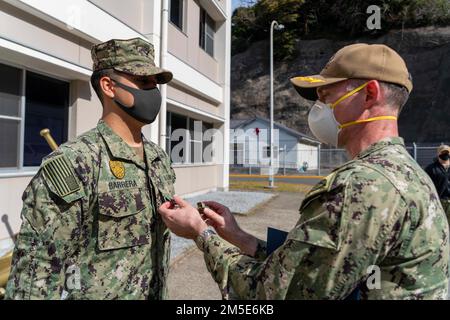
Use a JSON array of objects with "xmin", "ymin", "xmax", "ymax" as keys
[{"xmin": 43, "ymin": 155, "xmax": 80, "ymax": 197}]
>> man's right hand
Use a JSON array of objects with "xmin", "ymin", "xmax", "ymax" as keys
[{"xmin": 202, "ymin": 201, "xmax": 258, "ymax": 256}]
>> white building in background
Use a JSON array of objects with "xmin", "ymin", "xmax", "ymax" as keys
[
  {"xmin": 0, "ymin": 0, "xmax": 231, "ymax": 244},
  {"xmin": 230, "ymin": 117, "xmax": 320, "ymax": 172}
]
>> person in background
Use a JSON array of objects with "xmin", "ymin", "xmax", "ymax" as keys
[{"xmin": 425, "ymin": 145, "xmax": 450, "ymax": 224}]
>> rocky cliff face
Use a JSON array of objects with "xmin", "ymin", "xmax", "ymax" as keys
[{"xmin": 231, "ymin": 27, "xmax": 450, "ymax": 143}]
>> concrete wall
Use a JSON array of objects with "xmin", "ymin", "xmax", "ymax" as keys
[
  {"xmin": 167, "ymin": 1, "xmax": 219, "ymax": 83},
  {"xmin": 167, "ymin": 83, "xmax": 221, "ymax": 116},
  {"xmin": 89, "ymin": 0, "xmax": 152, "ymax": 34},
  {"xmin": 0, "ymin": 176, "xmax": 32, "ymax": 238},
  {"xmin": 0, "ymin": 1, "xmax": 92, "ymax": 71},
  {"xmin": 71, "ymin": 80, "xmax": 102, "ymax": 137},
  {"xmin": 173, "ymin": 164, "xmax": 218, "ymax": 195}
]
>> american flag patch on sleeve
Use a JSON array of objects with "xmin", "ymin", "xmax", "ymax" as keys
[{"xmin": 42, "ymin": 154, "xmax": 80, "ymax": 197}]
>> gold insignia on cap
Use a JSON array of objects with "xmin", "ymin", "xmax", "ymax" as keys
[
  {"xmin": 109, "ymin": 160, "xmax": 125, "ymax": 179},
  {"xmin": 295, "ymin": 76, "xmax": 326, "ymax": 83}
]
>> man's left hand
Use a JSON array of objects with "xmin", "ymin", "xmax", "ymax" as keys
[{"xmin": 158, "ymin": 195, "xmax": 208, "ymax": 240}]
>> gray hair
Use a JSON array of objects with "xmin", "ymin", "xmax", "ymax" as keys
[{"xmin": 346, "ymin": 79, "xmax": 409, "ymax": 114}]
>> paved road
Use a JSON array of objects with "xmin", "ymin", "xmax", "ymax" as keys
[{"xmin": 167, "ymin": 192, "xmax": 303, "ymax": 300}]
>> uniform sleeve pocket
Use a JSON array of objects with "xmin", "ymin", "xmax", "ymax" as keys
[
  {"xmin": 288, "ymin": 185, "xmax": 348, "ymax": 251},
  {"xmin": 287, "ymin": 213, "xmax": 341, "ymax": 250},
  {"xmin": 97, "ymin": 188, "xmax": 152, "ymax": 251}
]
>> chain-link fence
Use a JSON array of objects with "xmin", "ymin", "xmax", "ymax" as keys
[
  {"xmin": 229, "ymin": 142, "xmax": 448, "ymax": 176},
  {"xmin": 405, "ymin": 144, "xmax": 444, "ymax": 168}
]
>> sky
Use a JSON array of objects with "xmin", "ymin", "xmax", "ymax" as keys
[
  {"xmin": 232, "ymin": 0, "xmax": 240, "ymax": 11},
  {"xmin": 232, "ymin": 0, "xmax": 253, "ymax": 11}
]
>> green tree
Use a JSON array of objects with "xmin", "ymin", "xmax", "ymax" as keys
[{"xmin": 231, "ymin": 0, "xmax": 450, "ymax": 59}]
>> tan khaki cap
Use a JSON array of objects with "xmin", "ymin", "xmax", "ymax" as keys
[
  {"xmin": 290, "ymin": 43, "xmax": 413, "ymax": 100},
  {"xmin": 437, "ymin": 145, "xmax": 450, "ymax": 155}
]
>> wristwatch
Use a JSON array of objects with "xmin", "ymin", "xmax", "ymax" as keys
[{"xmin": 195, "ymin": 228, "xmax": 217, "ymax": 251}]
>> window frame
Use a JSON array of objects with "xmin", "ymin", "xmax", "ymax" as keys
[
  {"xmin": 169, "ymin": 0, "xmax": 185, "ymax": 32},
  {"xmin": 167, "ymin": 111, "xmax": 215, "ymax": 166},
  {"xmin": 0, "ymin": 67, "xmax": 25, "ymax": 172},
  {"xmin": 0, "ymin": 61, "xmax": 70, "ymax": 177},
  {"xmin": 167, "ymin": 112, "xmax": 188, "ymax": 164},
  {"xmin": 232, "ymin": 142, "xmax": 244, "ymax": 166},
  {"xmin": 263, "ymin": 146, "xmax": 279, "ymax": 160},
  {"xmin": 199, "ymin": 7, "xmax": 215, "ymax": 57},
  {"xmin": 189, "ymin": 118, "xmax": 203, "ymax": 164},
  {"xmin": 202, "ymin": 121, "xmax": 214, "ymax": 163}
]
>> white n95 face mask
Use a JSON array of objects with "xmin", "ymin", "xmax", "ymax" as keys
[
  {"xmin": 308, "ymin": 100, "xmax": 340, "ymax": 147},
  {"xmin": 307, "ymin": 81, "xmax": 397, "ymax": 147}
]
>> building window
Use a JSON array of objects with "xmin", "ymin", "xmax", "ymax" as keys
[
  {"xmin": 168, "ymin": 112, "xmax": 187, "ymax": 164},
  {"xmin": 199, "ymin": 8, "xmax": 215, "ymax": 57},
  {"xmin": 167, "ymin": 112, "xmax": 214, "ymax": 164},
  {"xmin": 24, "ymin": 72, "xmax": 69, "ymax": 166},
  {"xmin": 263, "ymin": 146, "xmax": 279, "ymax": 159},
  {"xmin": 0, "ymin": 62, "xmax": 69, "ymax": 170},
  {"xmin": 202, "ymin": 122, "xmax": 214, "ymax": 163},
  {"xmin": 0, "ymin": 63, "xmax": 21, "ymax": 168},
  {"xmin": 231, "ymin": 143, "xmax": 244, "ymax": 166},
  {"xmin": 170, "ymin": 0, "xmax": 184, "ymax": 30},
  {"xmin": 189, "ymin": 118, "xmax": 202, "ymax": 163}
]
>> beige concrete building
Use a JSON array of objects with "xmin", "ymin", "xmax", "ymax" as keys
[{"xmin": 0, "ymin": 0, "xmax": 231, "ymax": 247}]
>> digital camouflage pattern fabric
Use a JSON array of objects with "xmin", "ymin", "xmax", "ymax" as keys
[
  {"xmin": 442, "ymin": 200, "xmax": 450, "ymax": 225},
  {"xmin": 91, "ymin": 37, "xmax": 172, "ymax": 84},
  {"xmin": 202, "ymin": 137, "xmax": 449, "ymax": 300},
  {"xmin": 5, "ymin": 120, "xmax": 176, "ymax": 300}
]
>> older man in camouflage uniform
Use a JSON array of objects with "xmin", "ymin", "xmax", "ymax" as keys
[
  {"xmin": 159, "ymin": 44, "xmax": 449, "ymax": 299},
  {"xmin": 6, "ymin": 38, "xmax": 176, "ymax": 299}
]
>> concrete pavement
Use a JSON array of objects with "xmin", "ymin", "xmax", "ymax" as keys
[{"xmin": 231, "ymin": 176, "xmax": 322, "ymax": 185}]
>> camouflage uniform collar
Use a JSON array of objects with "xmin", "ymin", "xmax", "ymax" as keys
[
  {"xmin": 142, "ymin": 136, "xmax": 161, "ymax": 164},
  {"xmin": 97, "ymin": 120, "xmax": 148, "ymax": 167},
  {"xmin": 356, "ymin": 136, "xmax": 405, "ymax": 159}
]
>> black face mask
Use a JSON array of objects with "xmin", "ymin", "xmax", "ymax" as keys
[
  {"xmin": 111, "ymin": 79, "xmax": 161, "ymax": 124},
  {"xmin": 439, "ymin": 153, "xmax": 450, "ymax": 161}
]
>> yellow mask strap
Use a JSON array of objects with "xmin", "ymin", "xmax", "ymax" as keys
[
  {"xmin": 331, "ymin": 82, "xmax": 369, "ymax": 109},
  {"xmin": 338, "ymin": 116, "xmax": 398, "ymax": 129}
]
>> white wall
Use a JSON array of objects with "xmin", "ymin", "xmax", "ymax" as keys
[
  {"xmin": 0, "ymin": 176, "xmax": 31, "ymax": 239},
  {"xmin": 232, "ymin": 119, "xmax": 300, "ymax": 169},
  {"xmin": 297, "ymin": 142, "xmax": 319, "ymax": 170},
  {"xmin": 278, "ymin": 130, "xmax": 301, "ymax": 170}
]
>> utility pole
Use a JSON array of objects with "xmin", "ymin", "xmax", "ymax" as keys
[{"xmin": 268, "ymin": 20, "xmax": 284, "ymax": 188}]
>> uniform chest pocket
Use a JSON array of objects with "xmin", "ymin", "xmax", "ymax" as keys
[
  {"xmin": 97, "ymin": 187, "xmax": 152, "ymax": 251},
  {"xmin": 149, "ymin": 164, "xmax": 175, "ymax": 208},
  {"xmin": 155, "ymin": 181, "xmax": 175, "ymax": 207}
]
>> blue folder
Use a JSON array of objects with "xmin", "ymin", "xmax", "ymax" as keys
[{"xmin": 266, "ymin": 227, "xmax": 289, "ymax": 255}]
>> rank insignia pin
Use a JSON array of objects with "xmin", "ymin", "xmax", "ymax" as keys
[{"xmin": 109, "ymin": 160, "xmax": 125, "ymax": 179}]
